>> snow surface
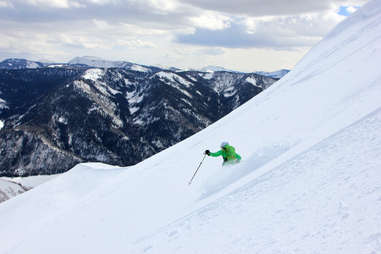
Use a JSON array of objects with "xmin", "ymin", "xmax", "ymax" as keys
[
  {"xmin": 200, "ymin": 72, "xmax": 213, "ymax": 80},
  {"xmin": 154, "ymin": 71, "xmax": 193, "ymax": 88},
  {"xmin": 129, "ymin": 106, "xmax": 140, "ymax": 114},
  {"xmin": 0, "ymin": 98, "xmax": 8, "ymax": 110},
  {"xmin": 0, "ymin": 120, "xmax": 3, "ymax": 130},
  {"xmin": 0, "ymin": 175, "xmax": 57, "ymax": 203},
  {"xmin": 4, "ymin": 175, "xmax": 58, "ymax": 190},
  {"xmin": 153, "ymin": 71, "xmax": 193, "ymax": 98},
  {"xmin": 25, "ymin": 61, "xmax": 40, "ymax": 69},
  {"xmin": 48, "ymin": 64, "xmax": 64, "ymax": 68},
  {"xmin": 1, "ymin": 1, "xmax": 381, "ymax": 253},
  {"xmin": 0, "ymin": 179, "xmax": 26, "ymax": 203},
  {"xmin": 130, "ymin": 64, "xmax": 150, "ymax": 72},
  {"xmin": 211, "ymin": 72, "xmax": 241, "ymax": 94},
  {"xmin": 73, "ymin": 79, "xmax": 124, "ymax": 128},
  {"xmin": 82, "ymin": 68, "xmax": 104, "ymax": 81},
  {"xmin": 126, "ymin": 91, "xmax": 144, "ymax": 104},
  {"xmin": 186, "ymin": 75, "xmax": 198, "ymax": 82},
  {"xmin": 245, "ymin": 76, "xmax": 257, "ymax": 86}
]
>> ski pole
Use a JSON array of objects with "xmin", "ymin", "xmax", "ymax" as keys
[{"xmin": 188, "ymin": 154, "xmax": 207, "ymax": 185}]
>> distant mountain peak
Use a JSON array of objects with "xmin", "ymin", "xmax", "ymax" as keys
[
  {"xmin": 199, "ymin": 65, "xmax": 238, "ymax": 73},
  {"xmin": 68, "ymin": 56, "xmax": 125, "ymax": 68},
  {"xmin": 0, "ymin": 58, "xmax": 44, "ymax": 69},
  {"xmin": 67, "ymin": 56, "xmax": 153, "ymax": 72}
]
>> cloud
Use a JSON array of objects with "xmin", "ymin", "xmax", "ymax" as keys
[
  {"xmin": 25, "ymin": 0, "xmax": 75, "ymax": 8},
  {"xmin": 0, "ymin": 0, "xmax": 191, "ymax": 25},
  {"xmin": 177, "ymin": 23, "xmax": 314, "ymax": 49},
  {"xmin": 178, "ymin": 0, "xmax": 367, "ymax": 16},
  {"xmin": 189, "ymin": 11, "xmax": 232, "ymax": 30},
  {"xmin": 177, "ymin": 10, "xmax": 345, "ymax": 49},
  {"xmin": 0, "ymin": 17, "xmax": 162, "ymax": 63},
  {"xmin": 196, "ymin": 48, "xmax": 225, "ymax": 56},
  {"xmin": 0, "ymin": 0, "xmax": 369, "ymax": 71},
  {"xmin": 147, "ymin": 0, "xmax": 179, "ymax": 12},
  {"xmin": 0, "ymin": 0, "xmax": 12, "ymax": 8},
  {"xmin": 346, "ymin": 6, "xmax": 358, "ymax": 13}
]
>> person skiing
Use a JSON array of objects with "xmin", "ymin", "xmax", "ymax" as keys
[{"xmin": 205, "ymin": 141, "xmax": 241, "ymax": 165}]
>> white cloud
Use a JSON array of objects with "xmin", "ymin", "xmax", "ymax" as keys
[
  {"xmin": 0, "ymin": 0, "xmax": 369, "ymax": 72},
  {"xmin": 116, "ymin": 39, "xmax": 156, "ymax": 49},
  {"xmin": 178, "ymin": 4, "xmax": 348, "ymax": 50},
  {"xmin": 0, "ymin": 1, "xmax": 12, "ymax": 7},
  {"xmin": 196, "ymin": 47, "xmax": 225, "ymax": 56},
  {"xmin": 0, "ymin": 17, "xmax": 161, "ymax": 63},
  {"xmin": 346, "ymin": 6, "xmax": 357, "ymax": 13},
  {"xmin": 121, "ymin": 23, "xmax": 168, "ymax": 36},
  {"xmin": 25, "ymin": 0, "xmax": 85, "ymax": 8},
  {"xmin": 87, "ymin": 0, "xmax": 114, "ymax": 5},
  {"xmin": 92, "ymin": 19, "xmax": 111, "ymax": 30},
  {"xmin": 25, "ymin": 0, "xmax": 70, "ymax": 8},
  {"xmin": 246, "ymin": 9, "xmax": 345, "ymax": 38},
  {"xmin": 147, "ymin": 0, "xmax": 178, "ymax": 12},
  {"xmin": 179, "ymin": 0, "xmax": 368, "ymax": 16},
  {"xmin": 189, "ymin": 11, "xmax": 231, "ymax": 30}
]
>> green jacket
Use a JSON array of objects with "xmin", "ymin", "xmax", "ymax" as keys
[{"xmin": 209, "ymin": 145, "xmax": 241, "ymax": 163}]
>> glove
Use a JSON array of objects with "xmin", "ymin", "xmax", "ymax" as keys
[{"xmin": 204, "ymin": 150, "xmax": 210, "ymax": 155}]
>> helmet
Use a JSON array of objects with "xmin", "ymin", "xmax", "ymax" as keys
[{"xmin": 220, "ymin": 141, "xmax": 229, "ymax": 148}]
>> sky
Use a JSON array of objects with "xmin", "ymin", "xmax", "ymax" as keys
[{"xmin": 0, "ymin": 0, "xmax": 367, "ymax": 72}]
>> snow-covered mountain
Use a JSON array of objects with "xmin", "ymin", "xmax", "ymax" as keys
[
  {"xmin": 255, "ymin": 69, "xmax": 290, "ymax": 79},
  {"xmin": 0, "ymin": 67, "xmax": 278, "ymax": 176},
  {"xmin": 1, "ymin": 1, "xmax": 381, "ymax": 253},
  {"xmin": 68, "ymin": 56, "xmax": 156, "ymax": 72},
  {"xmin": 0, "ymin": 58, "xmax": 44, "ymax": 69},
  {"xmin": 68, "ymin": 56, "xmax": 134, "ymax": 69},
  {"xmin": 0, "ymin": 56, "xmax": 155, "ymax": 73},
  {"xmin": 0, "ymin": 57, "xmax": 288, "ymax": 78},
  {"xmin": 197, "ymin": 66, "xmax": 290, "ymax": 78},
  {"xmin": 199, "ymin": 65, "xmax": 238, "ymax": 73},
  {"xmin": 68, "ymin": 56, "xmax": 122, "ymax": 68}
]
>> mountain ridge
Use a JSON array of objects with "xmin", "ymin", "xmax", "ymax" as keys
[
  {"xmin": 0, "ymin": 57, "xmax": 289, "ymax": 78},
  {"xmin": 0, "ymin": 67, "xmax": 281, "ymax": 176}
]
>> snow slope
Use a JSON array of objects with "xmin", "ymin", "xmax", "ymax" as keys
[
  {"xmin": 0, "ymin": 175, "xmax": 57, "ymax": 203},
  {"xmin": 0, "ymin": 179, "xmax": 27, "ymax": 203},
  {"xmin": 1, "ymin": 1, "xmax": 381, "ymax": 253}
]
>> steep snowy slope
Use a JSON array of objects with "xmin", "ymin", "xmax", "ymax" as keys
[{"xmin": 1, "ymin": 1, "xmax": 381, "ymax": 254}]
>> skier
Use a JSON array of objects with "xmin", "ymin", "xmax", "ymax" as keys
[{"xmin": 205, "ymin": 141, "xmax": 241, "ymax": 166}]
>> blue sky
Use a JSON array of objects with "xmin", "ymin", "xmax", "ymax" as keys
[
  {"xmin": 0, "ymin": 0, "xmax": 368, "ymax": 72},
  {"xmin": 338, "ymin": 5, "xmax": 360, "ymax": 16}
]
